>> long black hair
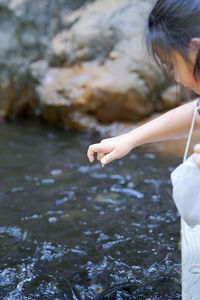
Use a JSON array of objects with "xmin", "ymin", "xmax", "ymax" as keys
[{"xmin": 146, "ymin": 0, "xmax": 200, "ymax": 79}]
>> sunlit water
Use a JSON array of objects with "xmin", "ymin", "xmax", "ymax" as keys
[{"xmin": 0, "ymin": 120, "xmax": 181, "ymax": 299}]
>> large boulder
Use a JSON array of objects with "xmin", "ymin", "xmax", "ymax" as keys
[
  {"xmin": 0, "ymin": 0, "xmax": 90, "ymax": 118},
  {"xmin": 35, "ymin": 0, "xmax": 174, "ymax": 131},
  {"xmin": 0, "ymin": 0, "xmax": 188, "ymax": 132}
]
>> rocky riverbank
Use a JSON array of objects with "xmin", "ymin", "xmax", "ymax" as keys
[{"xmin": 0, "ymin": 0, "xmax": 192, "ymax": 133}]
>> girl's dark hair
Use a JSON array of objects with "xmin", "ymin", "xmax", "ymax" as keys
[{"xmin": 146, "ymin": 0, "xmax": 200, "ymax": 79}]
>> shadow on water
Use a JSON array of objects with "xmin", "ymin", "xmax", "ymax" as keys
[{"xmin": 0, "ymin": 120, "xmax": 181, "ymax": 299}]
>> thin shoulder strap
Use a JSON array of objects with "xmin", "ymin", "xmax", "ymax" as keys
[{"xmin": 183, "ymin": 99, "xmax": 199, "ymax": 163}]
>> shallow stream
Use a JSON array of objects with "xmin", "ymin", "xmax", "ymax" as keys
[{"xmin": 0, "ymin": 120, "xmax": 181, "ymax": 299}]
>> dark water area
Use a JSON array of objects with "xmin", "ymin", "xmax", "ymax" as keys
[{"xmin": 0, "ymin": 120, "xmax": 181, "ymax": 299}]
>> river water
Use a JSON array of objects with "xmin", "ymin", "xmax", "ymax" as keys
[{"xmin": 0, "ymin": 120, "xmax": 181, "ymax": 299}]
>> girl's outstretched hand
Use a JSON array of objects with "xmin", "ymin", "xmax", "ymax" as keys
[{"xmin": 87, "ymin": 133, "xmax": 133, "ymax": 166}]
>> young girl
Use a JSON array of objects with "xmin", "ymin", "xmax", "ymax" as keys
[{"xmin": 87, "ymin": 0, "xmax": 200, "ymax": 168}]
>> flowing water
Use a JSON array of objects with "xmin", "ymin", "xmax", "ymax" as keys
[{"xmin": 0, "ymin": 120, "xmax": 181, "ymax": 299}]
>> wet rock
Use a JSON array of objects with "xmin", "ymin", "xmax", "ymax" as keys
[
  {"xmin": 0, "ymin": 0, "xmax": 186, "ymax": 131},
  {"xmin": 94, "ymin": 193, "xmax": 120, "ymax": 205},
  {"xmin": 0, "ymin": 2, "xmax": 43, "ymax": 118},
  {"xmin": 36, "ymin": 0, "xmax": 177, "ymax": 130},
  {"xmin": 36, "ymin": 60, "xmax": 156, "ymax": 126},
  {"xmin": 0, "ymin": 0, "xmax": 90, "ymax": 120}
]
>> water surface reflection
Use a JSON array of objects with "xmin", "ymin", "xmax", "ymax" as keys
[{"xmin": 0, "ymin": 120, "xmax": 181, "ymax": 299}]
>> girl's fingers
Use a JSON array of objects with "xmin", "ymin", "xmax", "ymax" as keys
[
  {"xmin": 194, "ymin": 153, "xmax": 200, "ymax": 169},
  {"xmin": 87, "ymin": 144, "xmax": 109, "ymax": 163},
  {"xmin": 194, "ymin": 144, "xmax": 200, "ymax": 154},
  {"xmin": 101, "ymin": 150, "xmax": 116, "ymax": 166}
]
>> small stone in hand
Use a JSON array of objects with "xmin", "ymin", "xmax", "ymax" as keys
[{"xmin": 97, "ymin": 152, "xmax": 106, "ymax": 168}]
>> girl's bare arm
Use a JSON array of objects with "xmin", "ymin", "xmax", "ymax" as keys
[{"xmin": 87, "ymin": 99, "xmax": 199, "ymax": 166}]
